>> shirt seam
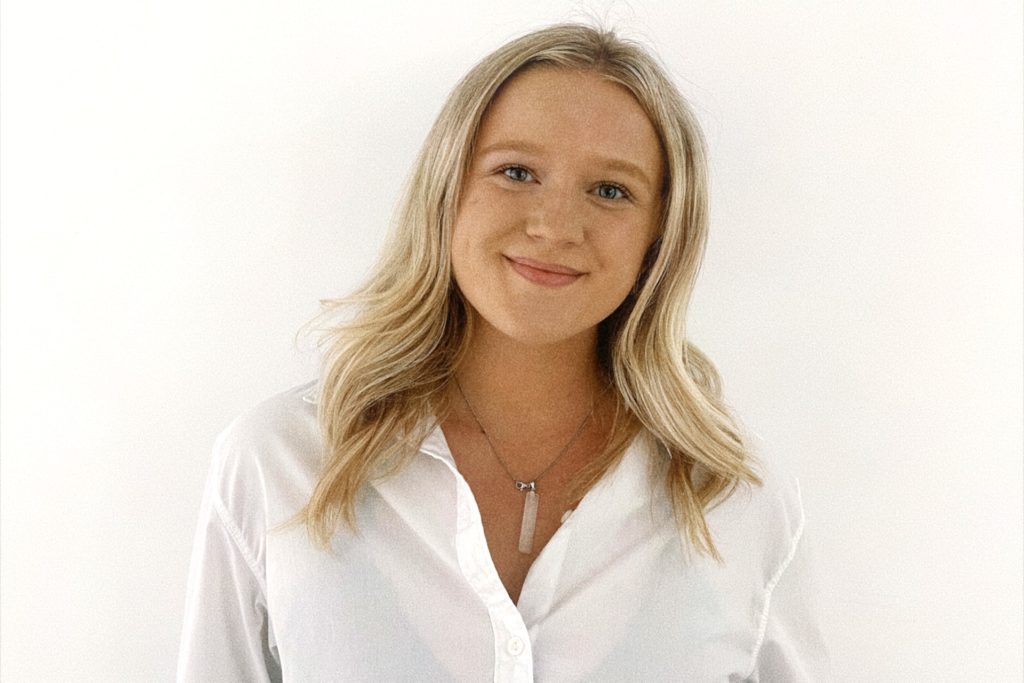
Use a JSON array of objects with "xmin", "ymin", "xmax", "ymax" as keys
[
  {"xmin": 744, "ymin": 477, "xmax": 805, "ymax": 680},
  {"xmin": 210, "ymin": 492, "xmax": 270, "ymax": 597}
]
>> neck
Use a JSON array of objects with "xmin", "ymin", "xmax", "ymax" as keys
[{"xmin": 451, "ymin": 319, "xmax": 606, "ymax": 438}]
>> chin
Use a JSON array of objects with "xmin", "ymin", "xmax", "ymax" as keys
[{"xmin": 482, "ymin": 312, "xmax": 600, "ymax": 350}]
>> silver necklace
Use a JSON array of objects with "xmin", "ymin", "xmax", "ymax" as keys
[{"xmin": 454, "ymin": 378, "xmax": 596, "ymax": 554}]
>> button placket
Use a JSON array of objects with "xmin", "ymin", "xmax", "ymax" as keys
[{"xmin": 449, "ymin": 476, "xmax": 534, "ymax": 681}]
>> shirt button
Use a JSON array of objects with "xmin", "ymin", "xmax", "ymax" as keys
[{"xmin": 506, "ymin": 637, "xmax": 525, "ymax": 656}]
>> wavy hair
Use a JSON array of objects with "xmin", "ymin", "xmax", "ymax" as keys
[{"xmin": 292, "ymin": 23, "xmax": 762, "ymax": 561}]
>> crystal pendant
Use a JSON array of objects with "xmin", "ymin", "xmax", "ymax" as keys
[{"xmin": 516, "ymin": 481, "xmax": 539, "ymax": 554}]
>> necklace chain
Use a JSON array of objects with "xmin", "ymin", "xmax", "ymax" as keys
[
  {"xmin": 453, "ymin": 377, "xmax": 607, "ymax": 554},
  {"xmin": 453, "ymin": 378, "xmax": 596, "ymax": 488}
]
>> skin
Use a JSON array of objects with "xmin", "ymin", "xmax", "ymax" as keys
[{"xmin": 442, "ymin": 66, "xmax": 665, "ymax": 604}]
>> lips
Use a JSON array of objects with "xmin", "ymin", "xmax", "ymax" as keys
[{"xmin": 505, "ymin": 256, "xmax": 584, "ymax": 287}]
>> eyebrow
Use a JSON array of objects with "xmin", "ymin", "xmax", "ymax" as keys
[
  {"xmin": 597, "ymin": 157, "xmax": 656, "ymax": 192},
  {"xmin": 476, "ymin": 140, "xmax": 656, "ymax": 191},
  {"xmin": 476, "ymin": 140, "xmax": 545, "ymax": 157}
]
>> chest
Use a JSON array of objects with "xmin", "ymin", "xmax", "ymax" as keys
[
  {"xmin": 441, "ymin": 421, "xmax": 608, "ymax": 604},
  {"xmin": 264, "ymin": 459, "xmax": 765, "ymax": 682},
  {"xmin": 461, "ymin": 476, "xmax": 569, "ymax": 603}
]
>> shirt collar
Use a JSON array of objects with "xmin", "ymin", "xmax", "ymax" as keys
[
  {"xmin": 417, "ymin": 421, "xmax": 457, "ymax": 468},
  {"xmin": 302, "ymin": 384, "xmax": 454, "ymax": 464}
]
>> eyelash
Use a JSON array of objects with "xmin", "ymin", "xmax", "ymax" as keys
[
  {"xmin": 595, "ymin": 182, "xmax": 630, "ymax": 201},
  {"xmin": 496, "ymin": 165, "xmax": 632, "ymax": 201},
  {"xmin": 498, "ymin": 165, "xmax": 534, "ymax": 183}
]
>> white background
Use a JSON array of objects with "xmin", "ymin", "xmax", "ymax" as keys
[{"xmin": 2, "ymin": 1, "xmax": 1021, "ymax": 680}]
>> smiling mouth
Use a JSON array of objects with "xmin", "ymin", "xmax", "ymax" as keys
[{"xmin": 505, "ymin": 256, "xmax": 584, "ymax": 287}]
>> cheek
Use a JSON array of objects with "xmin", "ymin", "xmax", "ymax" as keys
[
  {"xmin": 611, "ymin": 227, "xmax": 656, "ymax": 275},
  {"xmin": 449, "ymin": 225, "xmax": 473, "ymax": 286},
  {"xmin": 450, "ymin": 201, "xmax": 485, "ymax": 252},
  {"xmin": 613, "ymin": 259, "xmax": 645, "ymax": 299},
  {"xmin": 449, "ymin": 209, "xmax": 494, "ymax": 288},
  {"xmin": 451, "ymin": 197, "xmax": 513, "ymax": 262}
]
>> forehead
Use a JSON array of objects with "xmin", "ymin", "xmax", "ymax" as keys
[{"xmin": 473, "ymin": 66, "xmax": 663, "ymax": 177}]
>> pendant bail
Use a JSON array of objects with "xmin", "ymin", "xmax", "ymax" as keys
[{"xmin": 515, "ymin": 480, "xmax": 536, "ymax": 492}]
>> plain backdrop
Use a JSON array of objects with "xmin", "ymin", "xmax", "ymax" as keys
[{"xmin": 1, "ymin": 1, "xmax": 1021, "ymax": 680}]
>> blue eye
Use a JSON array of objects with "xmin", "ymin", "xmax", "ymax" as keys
[
  {"xmin": 596, "ymin": 183, "xmax": 628, "ymax": 200},
  {"xmin": 501, "ymin": 166, "xmax": 533, "ymax": 182}
]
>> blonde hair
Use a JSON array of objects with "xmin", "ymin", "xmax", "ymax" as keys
[{"xmin": 294, "ymin": 23, "xmax": 761, "ymax": 561}]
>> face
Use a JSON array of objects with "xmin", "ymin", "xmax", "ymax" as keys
[{"xmin": 450, "ymin": 67, "xmax": 664, "ymax": 349}]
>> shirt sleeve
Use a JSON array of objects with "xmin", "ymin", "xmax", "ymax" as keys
[
  {"xmin": 177, "ymin": 454, "xmax": 282, "ymax": 683},
  {"xmin": 747, "ymin": 492, "xmax": 834, "ymax": 681}
]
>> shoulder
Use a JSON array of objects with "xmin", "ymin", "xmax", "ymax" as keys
[
  {"xmin": 213, "ymin": 380, "xmax": 320, "ymax": 464},
  {"xmin": 203, "ymin": 380, "xmax": 323, "ymax": 539},
  {"xmin": 706, "ymin": 435, "xmax": 806, "ymax": 577}
]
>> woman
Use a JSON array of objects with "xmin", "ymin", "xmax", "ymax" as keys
[{"xmin": 178, "ymin": 23, "xmax": 831, "ymax": 681}]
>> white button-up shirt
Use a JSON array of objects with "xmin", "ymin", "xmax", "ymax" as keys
[{"xmin": 178, "ymin": 381, "xmax": 832, "ymax": 681}]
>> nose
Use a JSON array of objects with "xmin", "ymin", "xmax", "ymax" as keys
[{"xmin": 524, "ymin": 187, "xmax": 585, "ymax": 244}]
